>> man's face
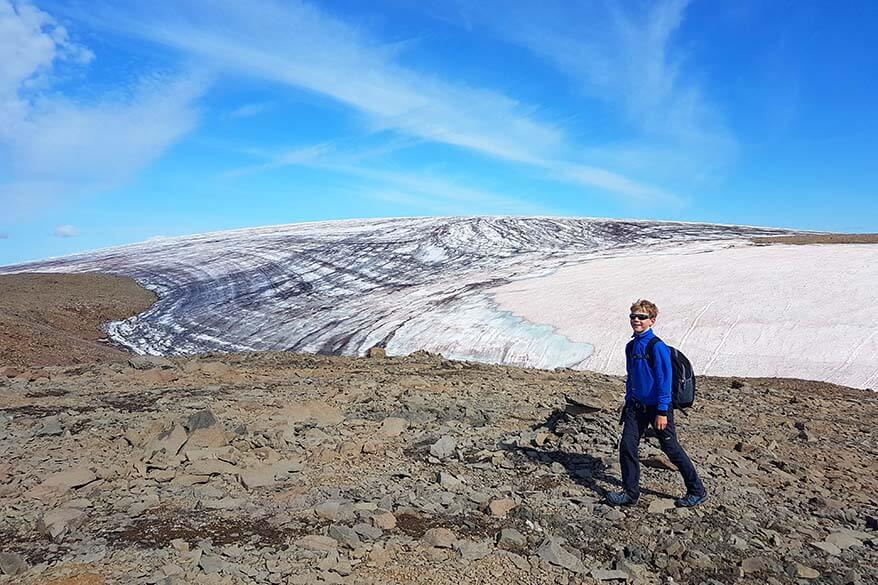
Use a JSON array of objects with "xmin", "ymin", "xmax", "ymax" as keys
[{"xmin": 629, "ymin": 310, "xmax": 655, "ymax": 334}]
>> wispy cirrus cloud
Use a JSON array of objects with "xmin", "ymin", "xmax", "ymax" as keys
[
  {"xmin": 439, "ymin": 0, "xmax": 734, "ymax": 182},
  {"xmin": 0, "ymin": 0, "xmax": 205, "ymax": 218},
  {"xmin": 53, "ymin": 224, "xmax": 79, "ymax": 237},
  {"xmin": 227, "ymin": 101, "xmax": 273, "ymax": 119},
  {"xmin": 227, "ymin": 141, "xmax": 556, "ymax": 216},
  {"xmin": 75, "ymin": 0, "xmax": 671, "ymax": 203},
  {"xmin": 82, "ymin": 0, "xmax": 563, "ymax": 162}
]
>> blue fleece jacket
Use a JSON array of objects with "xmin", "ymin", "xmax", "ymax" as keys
[{"xmin": 625, "ymin": 328, "xmax": 672, "ymax": 414}]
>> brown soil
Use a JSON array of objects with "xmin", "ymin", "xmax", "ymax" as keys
[
  {"xmin": 752, "ymin": 233, "xmax": 878, "ymax": 245},
  {"xmin": 0, "ymin": 273, "xmax": 156, "ymax": 368},
  {"xmin": 106, "ymin": 508, "xmax": 307, "ymax": 549},
  {"xmin": 39, "ymin": 575, "xmax": 105, "ymax": 585}
]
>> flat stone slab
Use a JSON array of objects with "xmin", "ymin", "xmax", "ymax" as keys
[
  {"xmin": 41, "ymin": 467, "xmax": 96, "ymax": 489},
  {"xmin": 455, "ymin": 539, "xmax": 493, "ymax": 562},
  {"xmin": 647, "ymin": 499, "xmax": 676, "ymax": 514},
  {"xmin": 379, "ymin": 417, "xmax": 408, "ymax": 436},
  {"xmin": 422, "ymin": 528, "xmax": 456, "ymax": 549},
  {"xmin": 591, "ymin": 568, "xmax": 630, "ymax": 581},
  {"xmin": 295, "ymin": 535, "xmax": 338, "ymax": 552},
  {"xmin": 430, "ymin": 435, "xmax": 457, "ymax": 459},
  {"xmin": 37, "ymin": 507, "xmax": 87, "ymax": 542},
  {"xmin": 537, "ymin": 537, "xmax": 586, "ymax": 574}
]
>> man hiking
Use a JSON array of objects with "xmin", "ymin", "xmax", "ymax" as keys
[{"xmin": 606, "ymin": 299, "xmax": 707, "ymax": 508}]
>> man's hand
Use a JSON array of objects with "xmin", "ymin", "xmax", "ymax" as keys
[{"xmin": 655, "ymin": 415, "xmax": 668, "ymax": 430}]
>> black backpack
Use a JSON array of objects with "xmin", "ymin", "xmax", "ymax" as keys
[{"xmin": 626, "ymin": 336, "xmax": 696, "ymax": 410}]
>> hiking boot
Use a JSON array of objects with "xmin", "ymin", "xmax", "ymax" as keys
[
  {"xmin": 606, "ymin": 492, "xmax": 638, "ymax": 507},
  {"xmin": 674, "ymin": 491, "xmax": 708, "ymax": 508}
]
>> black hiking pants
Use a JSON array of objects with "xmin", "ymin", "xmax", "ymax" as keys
[{"xmin": 619, "ymin": 400, "xmax": 704, "ymax": 500}]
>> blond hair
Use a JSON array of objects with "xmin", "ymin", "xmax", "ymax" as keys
[{"xmin": 630, "ymin": 299, "xmax": 658, "ymax": 319}]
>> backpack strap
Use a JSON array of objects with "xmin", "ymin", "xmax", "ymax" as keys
[{"xmin": 645, "ymin": 336, "xmax": 661, "ymax": 368}]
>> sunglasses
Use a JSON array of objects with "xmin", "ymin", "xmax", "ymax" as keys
[{"xmin": 629, "ymin": 313, "xmax": 652, "ymax": 321}]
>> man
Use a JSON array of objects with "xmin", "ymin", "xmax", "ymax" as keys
[{"xmin": 606, "ymin": 299, "xmax": 707, "ymax": 508}]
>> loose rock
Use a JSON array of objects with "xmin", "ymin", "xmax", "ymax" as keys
[
  {"xmin": 37, "ymin": 507, "xmax": 87, "ymax": 542},
  {"xmin": 0, "ymin": 552, "xmax": 29, "ymax": 576},
  {"xmin": 422, "ymin": 528, "xmax": 456, "ymax": 549},
  {"xmin": 537, "ymin": 537, "xmax": 586, "ymax": 574},
  {"xmin": 429, "ymin": 435, "xmax": 457, "ymax": 459}
]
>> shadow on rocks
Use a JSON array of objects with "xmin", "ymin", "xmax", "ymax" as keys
[{"xmin": 501, "ymin": 408, "xmax": 675, "ymax": 501}]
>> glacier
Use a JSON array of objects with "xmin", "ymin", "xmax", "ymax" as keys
[{"xmin": 3, "ymin": 216, "xmax": 874, "ymax": 389}]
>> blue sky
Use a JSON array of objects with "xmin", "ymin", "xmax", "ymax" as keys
[{"xmin": 1, "ymin": 0, "xmax": 876, "ymax": 265}]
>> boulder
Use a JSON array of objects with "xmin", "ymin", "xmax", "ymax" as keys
[{"xmin": 37, "ymin": 507, "xmax": 87, "ymax": 542}]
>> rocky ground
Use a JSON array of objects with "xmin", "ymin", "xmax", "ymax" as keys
[
  {"xmin": 752, "ymin": 234, "xmax": 878, "ymax": 245},
  {"xmin": 0, "ymin": 274, "xmax": 876, "ymax": 585},
  {"xmin": 0, "ymin": 352, "xmax": 876, "ymax": 585}
]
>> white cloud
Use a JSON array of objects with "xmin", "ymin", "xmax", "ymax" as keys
[
  {"xmin": 227, "ymin": 102, "xmax": 272, "ymax": 119},
  {"xmin": 0, "ymin": 1, "xmax": 205, "ymax": 218},
  {"xmin": 81, "ymin": 0, "xmax": 670, "ymax": 202},
  {"xmin": 10, "ymin": 77, "xmax": 202, "ymax": 181},
  {"xmin": 0, "ymin": 0, "xmax": 92, "ymax": 139},
  {"xmin": 53, "ymin": 224, "xmax": 79, "ymax": 237}
]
